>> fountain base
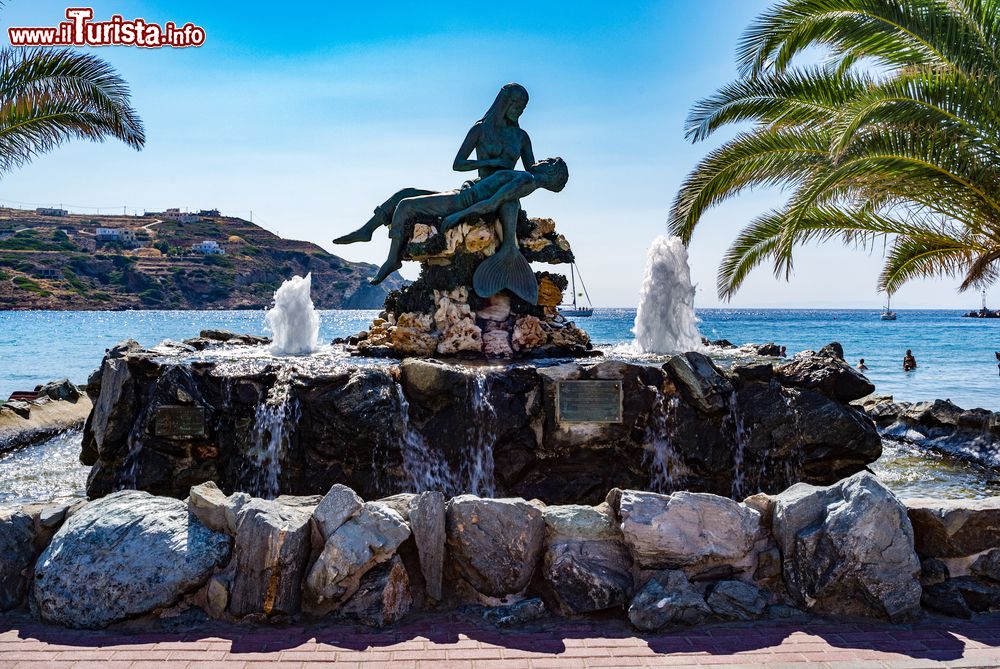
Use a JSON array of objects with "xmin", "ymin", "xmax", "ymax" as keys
[{"xmin": 81, "ymin": 336, "xmax": 882, "ymax": 503}]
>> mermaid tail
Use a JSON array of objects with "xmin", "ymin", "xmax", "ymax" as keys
[{"xmin": 473, "ymin": 242, "xmax": 538, "ymax": 304}]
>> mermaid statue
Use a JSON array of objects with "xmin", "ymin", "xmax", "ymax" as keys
[{"xmin": 333, "ymin": 83, "xmax": 560, "ymax": 305}]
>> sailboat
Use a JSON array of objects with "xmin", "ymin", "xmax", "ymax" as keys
[
  {"xmin": 558, "ymin": 262, "xmax": 593, "ymax": 318},
  {"xmin": 881, "ymin": 294, "xmax": 897, "ymax": 320}
]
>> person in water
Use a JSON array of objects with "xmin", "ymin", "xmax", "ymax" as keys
[
  {"xmin": 857, "ymin": 358, "xmax": 868, "ymax": 371},
  {"xmin": 368, "ymin": 158, "xmax": 568, "ymax": 303},
  {"xmin": 903, "ymin": 349, "xmax": 917, "ymax": 371},
  {"xmin": 334, "ymin": 83, "xmax": 536, "ymax": 245}
]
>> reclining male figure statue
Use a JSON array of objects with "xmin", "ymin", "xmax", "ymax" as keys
[{"xmin": 359, "ymin": 157, "xmax": 568, "ymax": 304}]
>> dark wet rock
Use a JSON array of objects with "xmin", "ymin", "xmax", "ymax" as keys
[
  {"xmin": 229, "ymin": 498, "xmax": 312, "ymax": 619},
  {"xmin": 628, "ymin": 570, "xmax": 711, "ymax": 630},
  {"xmin": 446, "ymin": 495, "xmax": 545, "ymax": 598},
  {"xmin": 482, "ymin": 597, "xmax": 546, "ymax": 627},
  {"xmin": 775, "ymin": 351, "xmax": 874, "ymax": 403},
  {"xmin": 752, "ymin": 343, "xmax": 783, "ymax": 357},
  {"xmin": 409, "ymin": 491, "xmax": 446, "ymax": 601},
  {"xmin": 86, "ymin": 340, "xmax": 145, "ymax": 463},
  {"xmin": 772, "ymin": 472, "xmax": 921, "ymax": 621},
  {"xmin": 304, "ymin": 502, "xmax": 410, "ymax": 611},
  {"xmin": 185, "ymin": 330, "xmax": 270, "ymax": 349},
  {"xmin": 541, "ymin": 503, "xmax": 633, "ymax": 615},
  {"xmin": 860, "ymin": 398, "xmax": 1000, "ymax": 469},
  {"xmin": 34, "ymin": 378, "xmax": 80, "ymax": 402},
  {"xmin": 340, "ymin": 555, "xmax": 412, "ymax": 627},
  {"xmin": 706, "ymin": 580, "xmax": 768, "ymax": 620},
  {"xmin": 613, "ymin": 490, "xmax": 761, "ymax": 572},
  {"xmin": 818, "ymin": 342, "xmax": 845, "ymax": 360},
  {"xmin": 33, "ymin": 490, "xmax": 231, "ymax": 628},
  {"xmin": 733, "ymin": 363, "xmax": 772, "ymax": 383},
  {"xmin": 81, "ymin": 344, "xmax": 883, "ymax": 505},
  {"xmin": 921, "ymin": 581, "xmax": 973, "ymax": 619},
  {"xmin": 662, "ymin": 352, "xmax": 733, "ymax": 414},
  {"xmin": 0, "ymin": 509, "xmax": 37, "ymax": 611},
  {"xmin": 972, "ymin": 549, "xmax": 1000, "ymax": 583},
  {"xmin": 906, "ymin": 497, "xmax": 1000, "ymax": 558}
]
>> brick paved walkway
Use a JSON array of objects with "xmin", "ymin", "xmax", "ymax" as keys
[{"xmin": 2, "ymin": 611, "xmax": 1000, "ymax": 668}]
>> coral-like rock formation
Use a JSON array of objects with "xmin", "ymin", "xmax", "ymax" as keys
[{"xmin": 356, "ymin": 212, "xmax": 590, "ymax": 359}]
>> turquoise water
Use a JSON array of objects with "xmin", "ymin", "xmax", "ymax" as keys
[{"xmin": 0, "ymin": 308, "xmax": 998, "ymax": 410}]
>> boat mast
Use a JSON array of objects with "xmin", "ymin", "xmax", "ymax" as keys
[{"xmin": 570, "ymin": 263, "xmax": 577, "ymax": 309}]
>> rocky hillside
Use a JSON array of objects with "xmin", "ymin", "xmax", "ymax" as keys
[{"xmin": 0, "ymin": 208, "xmax": 403, "ymax": 310}]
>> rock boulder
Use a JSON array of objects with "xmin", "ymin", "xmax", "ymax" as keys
[
  {"xmin": 775, "ymin": 352, "xmax": 875, "ymax": 403},
  {"xmin": 628, "ymin": 570, "xmax": 711, "ymax": 630},
  {"xmin": 33, "ymin": 490, "xmax": 230, "ymax": 628},
  {"xmin": 229, "ymin": 498, "xmax": 312, "ymax": 619},
  {"xmin": 772, "ymin": 472, "xmax": 921, "ymax": 621},
  {"xmin": 706, "ymin": 580, "xmax": 768, "ymax": 620},
  {"xmin": 446, "ymin": 495, "xmax": 545, "ymax": 598},
  {"xmin": 0, "ymin": 509, "xmax": 37, "ymax": 610},
  {"xmin": 409, "ymin": 491, "xmax": 446, "ymax": 601},
  {"xmin": 542, "ymin": 503, "xmax": 633, "ymax": 615},
  {"xmin": 339, "ymin": 555, "xmax": 412, "ymax": 627},
  {"xmin": 905, "ymin": 497, "xmax": 1000, "ymax": 558},
  {"xmin": 304, "ymin": 502, "xmax": 410, "ymax": 610},
  {"xmin": 613, "ymin": 490, "xmax": 761, "ymax": 572}
]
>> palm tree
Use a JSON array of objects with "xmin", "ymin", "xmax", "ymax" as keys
[
  {"xmin": 669, "ymin": 0, "xmax": 1000, "ymax": 300},
  {"xmin": 0, "ymin": 45, "xmax": 144, "ymax": 175}
]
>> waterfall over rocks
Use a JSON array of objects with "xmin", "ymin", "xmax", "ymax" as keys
[
  {"xmin": 266, "ymin": 274, "xmax": 320, "ymax": 355},
  {"xmin": 632, "ymin": 236, "xmax": 704, "ymax": 355}
]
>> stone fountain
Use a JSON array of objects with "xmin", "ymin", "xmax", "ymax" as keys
[
  {"xmin": 10, "ymin": 85, "xmax": 980, "ymax": 634},
  {"xmin": 79, "ymin": 83, "xmax": 884, "ymax": 505}
]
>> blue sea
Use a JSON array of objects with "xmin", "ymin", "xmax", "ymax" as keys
[{"xmin": 0, "ymin": 308, "xmax": 998, "ymax": 410}]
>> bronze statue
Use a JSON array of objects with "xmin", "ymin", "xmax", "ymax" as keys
[
  {"xmin": 369, "ymin": 159, "xmax": 568, "ymax": 303},
  {"xmin": 334, "ymin": 83, "xmax": 536, "ymax": 246},
  {"xmin": 334, "ymin": 83, "xmax": 563, "ymax": 305}
]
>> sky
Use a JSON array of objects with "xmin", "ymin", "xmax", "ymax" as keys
[{"xmin": 0, "ymin": 0, "xmax": 991, "ymax": 309}]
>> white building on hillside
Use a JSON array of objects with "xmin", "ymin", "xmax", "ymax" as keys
[
  {"xmin": 191, "ymin": 240, "xmax": 225, "ymax": 255},
  {"xmin": 36, "ymin": 207, "xmax": 67, "ymax": 217},
  {"xmin": 95, "ymin": 227, "xmax": 137, "ymax": 245},
  {"xmin": 160, "ymin": 208, "xmax": 200, "ymax": 223}
]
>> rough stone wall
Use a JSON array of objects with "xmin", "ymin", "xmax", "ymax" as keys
[
  {"xmin": 8, "ymin": 474, "xmax": 996, "ymax": 630},
  {"xmin": 81, "ymin": 340, "xmax": 881, "ymax": 504}
]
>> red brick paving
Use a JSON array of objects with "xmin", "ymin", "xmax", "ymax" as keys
[{"xmin": 1, "ymin": 611, "xmax": 999, "ymax": 668}]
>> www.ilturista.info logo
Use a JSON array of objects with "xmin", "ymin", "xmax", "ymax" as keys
[{"xmin": 8, "ymin": 8, "xmax": 205, "ymax": 48}]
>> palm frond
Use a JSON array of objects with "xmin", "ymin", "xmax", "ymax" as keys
[{"xmin": 0, "ymin": 47, "xmax": 143, "ymax": 176}]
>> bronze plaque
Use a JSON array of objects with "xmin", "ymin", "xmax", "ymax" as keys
[
  {"xmin": 557, "ymin": 380, "xmax": 623, "ymax": 423},
  {"xmin": 155, "ymin": 405, "xmax": 206, "ymax": 438}
]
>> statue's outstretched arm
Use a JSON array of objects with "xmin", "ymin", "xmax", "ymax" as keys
[
  {"xmin": 441, "ymin": 174, "xmax": 535, "ymax": 232},
  {"xmin": 453, "ymin": 122, "xmax": 507, "ymax": 172}
]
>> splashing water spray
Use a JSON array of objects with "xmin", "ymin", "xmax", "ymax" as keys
[
  {"xmin": 632, "ymin": 236, "xmax": 705, "ymax": 354},
  {"xmin": 266, "ymin": 273, "xmax": 320, "ymax": 355}
]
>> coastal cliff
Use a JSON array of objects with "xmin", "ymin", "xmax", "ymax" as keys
[{"xmin": 0, "ymin": 208, "xmax": 403, "ymax": 310}]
